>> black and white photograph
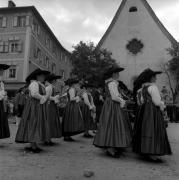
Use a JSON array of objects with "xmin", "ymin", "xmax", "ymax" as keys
[{"xmin": 0, "ymin": 0, "xmax": 179, "ymax": 179}]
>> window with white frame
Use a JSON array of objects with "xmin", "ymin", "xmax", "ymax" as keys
[
  {"xmin": 60, "ymin": 69, "xmax": 65, "ymax": 79},
  {"xmin": 52, "ymin": 63, "xmax": 56, "ymax": 73},
  {"xmin": 8, "ymin": 66, "xmax": 17, "ymax": 79},
  {"xmin": 0, "ymin": 17, "xmax": 3, "ymax": 27},
  {"xmin": 0, "ymin": 41, "xmax": 3, "ymax": 52},
  {"xmin": 65, "ymin": 56, "xmax": 68, "ymax": 63},
  {"xmin": 0, "ymin": 17, "xmax": 6, "ymax": 28},
  {"xmin": 9, "ymin": 41, "xmax": 22, "ymax": 53},
  {"xmin": 36, "ymin": 48, "xmax": 41, "ymax": 62},
  {"xmin": 0, "ymin": 41, "xmax": 9, "ymax": 53},
  {"xmin": 44, "ymin": 56, "xmax": 50, "ymax": 68},
  {"xmin": 13, "ymin": 16, "xmax": 26, "ymax": 27}
]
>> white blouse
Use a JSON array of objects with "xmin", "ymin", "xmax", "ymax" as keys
[
  {"xmin": 29, "ymin": 81, "xmax": 46, "ymax": 104},
  {"xmin": 108, "ymin": 80, "xmax": 125, "ymax": 107},
  {"xmin": 82, "ymin": 91, "xmax": 93, "ymax": 109},
  {"xmin": 69, "ymin": 87, "xmax": 80, "ymax": 102},
  {"xmin": 0, "ymin": 81, "xmax": 5, "ymax": 100},
  {"xmin": 148, "ymin": 84, "xmax": 164, "ymax": 107},
  {"xmin": 45, "ymin": 84, "xmax": 53, "ymax": 99}
]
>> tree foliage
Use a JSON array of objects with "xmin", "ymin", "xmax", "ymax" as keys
[
  {"xmin": 70, "ymin": 41, "xmax": 118, "ymax": 85},
  {"xmin": 167, "ymin": 44, "xmax": 179, "ymax": 81},
  {"xmin": 166, "ymin": 44, "xmax": 179, "ymax": 102}
]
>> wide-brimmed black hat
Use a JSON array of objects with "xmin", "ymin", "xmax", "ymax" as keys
[
  {"xmin": 81, "ymin": 81, "xmax": 96, "ymax": 88},
  {"xmin": 134, "ymin": 68, "xmax": 162, "ymax": 88},
  {"xmin": 45, "ymin": 73, "xmax": 62, "ymax": 82},
  {"xmin": 104, "ymin": 65, "xmax": 124, "ymax": 80},
  {"xmin": 64, "ymin": 78, "xmax": 79, "ymax": 86},
  {"xmin": 26, "ymin": 68, "xmax": 50, "ymax": 82},
  {"xmin": 0, "ymin": 64, "xmax": 10, "ymax": 70}
]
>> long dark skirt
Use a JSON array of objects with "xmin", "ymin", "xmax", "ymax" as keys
[
  {"xmin": 15, "ymin": 98, "xmax": 50, "ymax": 143},
  {"xmin": 47, "ymin": 101, "xmax": 62, "ymax": 138},
  {"xmin": 0, "ymin": 101, "xmax": 10, "ymax": 139},
  {"xmin": 96, "ymin": 104, "xmax": 103, "ymax": 123},
  {"xmin": 62, "ymin": 101, "xmax": 84, "ymax": 136},
  {"xmin": 81, "ymin": 103, "xmax": 97, "ymax": 131},
  {"xmin": 132, "ymin": 102, "xmax": 172, "ymax": 156},
  {"xmin": 93, "ymin": 98, "xmax": 132, "ymax": 148}
]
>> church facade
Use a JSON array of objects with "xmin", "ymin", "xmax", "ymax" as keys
[{"xmin": 97, "ymin": 0, "xmax": 177, "ymax": 90}]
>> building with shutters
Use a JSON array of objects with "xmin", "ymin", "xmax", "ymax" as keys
[{"xmin": 0, "ymin": 1, "xmax": 72, "ymax": 97}]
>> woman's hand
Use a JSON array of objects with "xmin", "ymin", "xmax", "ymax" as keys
[
  {"xmin": 40, "ymin": 96, "xmax": 47, "ymax": 104},
  {"xmin": 120, "ymin": 100, "xmax": 126, "ymax": 108}
]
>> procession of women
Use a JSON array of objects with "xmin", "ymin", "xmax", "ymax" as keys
[{"xmin": 0, "ymin": 63, "xmax": 172, "ymax": 163}]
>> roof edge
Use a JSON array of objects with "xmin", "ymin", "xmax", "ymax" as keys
[
  {"xmin": 96, "ymin": 0, "xmax": 177, "ymax": 50},
  {"xmin": 0, "ymin": 5, "xmax": 71, "ymax": 54},
  {"xmin": 96, "ymin": 0, "xmax": 127, "ymax": 50}
]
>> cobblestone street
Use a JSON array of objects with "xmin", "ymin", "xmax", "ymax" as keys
[{"xmin": 0, "ymin": 123, "xmax": 179, "ymax": 180}]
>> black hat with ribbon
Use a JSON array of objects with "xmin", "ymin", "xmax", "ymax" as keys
[
  {"xmin": 25, "ymin": 68, "xmax": 50, "ymax": 82},
  {"xmin": 104, "ymin": 65, "xmax": 124, "ymax": 80},
  {"xmin": 0, "ymin": 64, "xmax": 10, "ymax": 70},
  {"xmin": 134, "ymin": 68, "xmax": 162, "ymax": 92},
  {"xmin": 45, "ymin": 73, "xmax": 62, "ymax": 82},
  {"xmin": 64, "ymin": 78, "xmax": 79, "ymax": 86}
]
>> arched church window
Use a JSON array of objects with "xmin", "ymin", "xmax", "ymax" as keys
[
  {"xmin": 129, "ymin": 7, "xmax": 138, "ymax": 12},
  {"xmin": 126, "ymin": 38, "xmax": 144, "ymax": 55}
]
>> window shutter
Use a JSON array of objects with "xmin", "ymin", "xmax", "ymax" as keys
[
  {"xmin": 18, "ymin": 41, "xmax": 22, "ymax": 52},
  {"xmin": 0, "ymin": 41, "xmax": 4, "ymax": 52},
  {"xmin": 37, "ymin": 26, "xmax": 41, "ymax": 35},
  {"xmin": 14, "ymin": 36, "xmax": 19, "ymax": 40},
  {"xmin": 2, "ymin": 17, "xmax": 7, "ymax": 27},
  {"xmin": 13, "ymin": 16, "xmax": 18, "ymax": 27},
  {"xmin": 9, "ymin": 37, "xmax": 14, "ymax": 41},
  {"xmin": 26, "ymin": 16, "xmax": 30, "ymax": 26},
  {"xmin": 4, "ymin": 42, "xmax": 9, "ymax": 53}
]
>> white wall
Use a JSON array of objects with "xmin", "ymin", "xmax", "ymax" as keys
[{"xmin": 100, "ymin": 0, "xmax": 173, "ymax": 90}]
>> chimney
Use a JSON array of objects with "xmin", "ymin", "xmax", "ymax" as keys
[{"xmin": 8, "ymin": 1, "xmax": 16, "ymax": 8}]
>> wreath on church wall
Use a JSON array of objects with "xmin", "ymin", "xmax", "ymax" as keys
[{"xmin": 126, "ymin": 38, "xmax": 144, "ymax": 55}]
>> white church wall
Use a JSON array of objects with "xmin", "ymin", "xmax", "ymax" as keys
[{"xmin": 100, "ymin": 0, "xmax": 174, "ymax": 91}]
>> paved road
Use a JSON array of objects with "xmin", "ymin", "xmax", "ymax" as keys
[{"xmin": 0, "ymin": 123, "xmax": 179, "ymax": 180}]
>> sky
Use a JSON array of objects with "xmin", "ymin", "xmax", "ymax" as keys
[{"xmin": 0, "ymin": 0, "xmax": 179, "ymax": 51}]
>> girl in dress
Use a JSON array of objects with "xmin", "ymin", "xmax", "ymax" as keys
[
  {"xmin": 81, "ymin": 82, "xmax": 96, "ymax": 138},
  {"xmin": 93, "ymin": 66, "xmax": 132, "ymax": 157},
  {"xmin": 15, "ymin": 68, "xmax": 50, "ymax": 153},
  {"xmin": 0, "ymin": 64, "xmax": 10, "ymax": 140},
  {"xmin": 132, "ymin": 68, "xmax": 172, "ymax": 162},
  {"xmin": 62, "ymin": 78, "xmax": 84, "ymax": 141},
  {"xmin": 45, "ymin": 74, "xmax": 62, "ymax": 145}
]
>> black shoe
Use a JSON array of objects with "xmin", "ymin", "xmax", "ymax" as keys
[
  {"xmin": 24, "ymin": 147, "xmax": 33, "ymax": 151},
  {"xmin": 44, "ymin": 141, "xmax": 55, "ymax": 146},
  {"xmin": 143, "ymin": 156, "xmax": 163, "ymax": 163},
  {"xmin": 24, "ymin": 147, "xmax": 42, "ymax": 153},
  {"xmin": 64, "ymin": 137, "xmax": 75, "ymax": 142},
  {"xmin": 83, "ymin": 134, "xmax": 94, "ymax": 138},
  {"xmin": 106, "ymin": 150, "xmax": 120, "ymax": 158}
]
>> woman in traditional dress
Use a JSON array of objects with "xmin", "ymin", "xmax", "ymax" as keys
[
  {"xmin": 93, "ymin": 66, "xmax": 132, "ymax": 157},
  {"xmin": 81, "ymin": 82, "xmax": 96, "ymax": 138},
  {"xmin": 0, "ymin": 64, "xmax": 10, "ymax": 140},
  {"xmin": 15, "ymin": 68, "xmax": 50, "ymax": 153},
  {"xmin": 62, "ymin": 78, "xmax": 84, "ymax": 141},
  {"xmin": 45, "ymin": 74, "xmax": 62, "ymax": 145},
  {"xmin": 132, "ymin": 68, "xmax": 172, "ymax": 162}
]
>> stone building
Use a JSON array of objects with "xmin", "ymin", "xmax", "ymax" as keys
[
  {"xmin": 97, "ymin": 0, "xmax": 177, "ymax": 90},
  {"xmin": 0, "ymin": 1, "xmax": 72, "ymax": 96}
]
